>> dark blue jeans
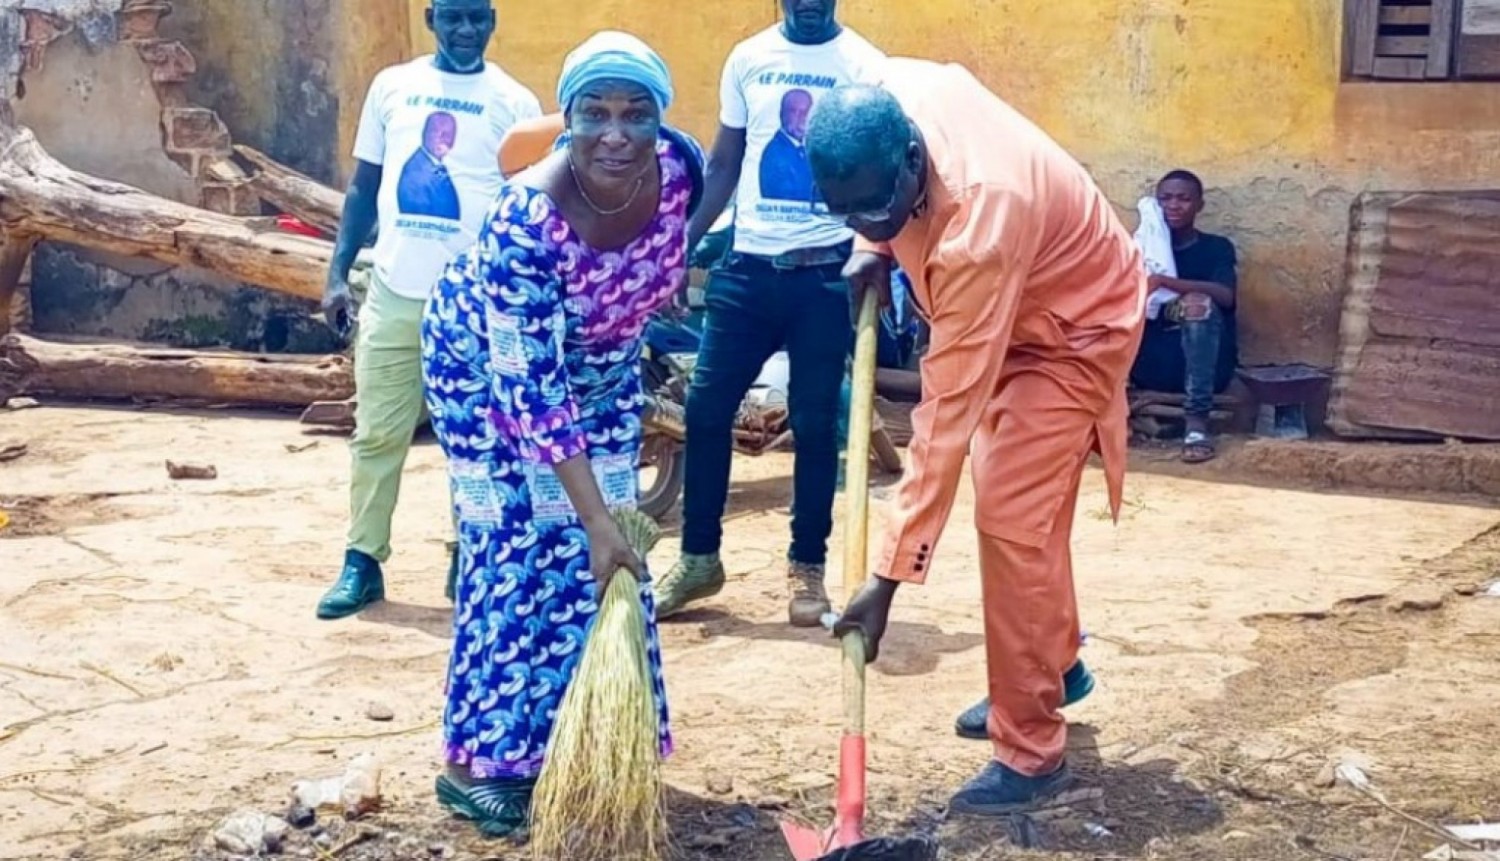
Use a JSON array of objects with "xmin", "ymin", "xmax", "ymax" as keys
[
  {"xmin": 1131, "ymin": 303, "xmax": 1230, "ymax": 420},
  {"xmin": 681, "ymin": 252, "xmax": 852, "ymax": 565},
  {"xmin": 1180, "ymin": 306, "xmax": 1224, "ymax": 419}
]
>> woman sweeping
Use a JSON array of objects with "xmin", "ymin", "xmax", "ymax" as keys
[{"xmin": 420, "ymin": 31, "xmax": 702, "ymax": 837}]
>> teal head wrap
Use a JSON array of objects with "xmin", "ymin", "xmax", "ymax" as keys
[{"xmin": 556, "ymin": 30, "xmax": 674, "ymax": 113}]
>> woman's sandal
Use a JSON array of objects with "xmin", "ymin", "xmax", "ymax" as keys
[
  {"xmin": 435, "ymin": 774, "xmax": 532, "ymax": 838},
  {"xmin": 1182, "ymin": 430, "xmax": 1216, "ymax": 464}
]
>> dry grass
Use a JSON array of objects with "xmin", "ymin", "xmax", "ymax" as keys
[{"xmin": 529, "ymin": 508, "xmax": 666, "ymax": 861}]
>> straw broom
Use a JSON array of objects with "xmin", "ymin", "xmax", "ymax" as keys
[{"xmin": 530, "ymin": 507, "xmax": 667, "ymax": 861}]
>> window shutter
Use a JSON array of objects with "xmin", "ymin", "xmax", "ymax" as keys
[
  {"xmin": 1350, "ymin": 0, "xmax": 1457, "ymax": 79},
  {"xmin": 1457, "ymin": 0, "xmax": 1500, "ymax": 77}
]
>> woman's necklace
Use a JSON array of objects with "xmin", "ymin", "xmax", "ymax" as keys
[{"xmin": 568, "ymin": 155, "xmax": 644, "ymax": 217}]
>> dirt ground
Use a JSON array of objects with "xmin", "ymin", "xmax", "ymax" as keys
[{"xmin": 3, "ymin": 404, "xmax": 1499, "ymax": 861}]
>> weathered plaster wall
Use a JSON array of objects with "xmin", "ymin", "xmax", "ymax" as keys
[
  {"xmin": 398, "ymin": 0, "xmax": 1500, "ymax": 366},
  {"xmin": 160, "ymin": 0, "xmax": 337, "ymax": 183},
  {"xmin": 158, "ymin": 0, "xmax": 411, "ymax": 187},
  {"xmin": 13, "ymin": 27, "xmax": 199, "ymax": 203},
  {"xmin": 5, "ymin": 0, "xmax": 337, "ymax": 352}
]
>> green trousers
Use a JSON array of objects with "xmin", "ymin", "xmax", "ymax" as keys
[{"xmin": 347, "ymin": 272, "xmax": 435, "ymax": 562}]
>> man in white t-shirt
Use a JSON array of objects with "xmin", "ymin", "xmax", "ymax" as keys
[
  {"xmin": 315, "ymin": 0, "xmax": 541, "ymax": 620},
  {"xmin": 653, "ymin": 0, "xmax": 886, "ymax": 627}
]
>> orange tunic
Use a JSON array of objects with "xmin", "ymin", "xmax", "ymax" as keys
[{"xmin": 861, "ymin": 59, "xmax": 1145, "ymax": 774}]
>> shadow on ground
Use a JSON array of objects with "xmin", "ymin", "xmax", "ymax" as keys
[{"xmin": 661, "ymin": 608, "xmax": 984, "ymax": 678}]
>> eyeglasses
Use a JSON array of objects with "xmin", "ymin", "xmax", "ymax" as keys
[{"xmin": 830, "ymin": 182, "xmax": 900, "ymax": 226}]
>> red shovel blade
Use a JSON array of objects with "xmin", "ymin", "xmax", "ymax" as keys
[
  {"xmin": 779, "ymin": 820, "xmax": 836, "ymax": 861},
  {"xmin": 781, "ymin": 735, "xmax": 867, "ymax": 860}
]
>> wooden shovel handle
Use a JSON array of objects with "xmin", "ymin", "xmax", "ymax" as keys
[
  {"xmin": 843, "ymin": 288, "xmax": 880, "ymax": 599},
  {"xmin": 841, "ymin": 289, "xmax": 879, "ymax": 737}
]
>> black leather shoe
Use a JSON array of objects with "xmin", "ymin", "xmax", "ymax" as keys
[
  {"xmin": 316, "ymin": 550, "xmax": 385, "ymax": 620},
  {"xmin": 949, "ymin": 760, "xmax": 1076, "ymax": 816}
]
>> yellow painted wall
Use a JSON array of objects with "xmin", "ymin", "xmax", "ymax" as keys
[
  {"xmin": 336, "ymin": 0, "xmax": 413, "ymax": 182},
  {"xmin": 384, "ymin": 0, "xmax": 1500, "ymax": 366}
]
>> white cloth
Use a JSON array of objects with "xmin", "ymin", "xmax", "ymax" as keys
[
  {"xmin": 1135, "ymin": 196, "xmax": 1180, "ymax": 320},
  {"xmin": 718, "ymin": 26, "xmax": 886, "ymax": 256},
  {"xmin": 353, "ymin": 56, "xmax": 542, "ymax": 299}
]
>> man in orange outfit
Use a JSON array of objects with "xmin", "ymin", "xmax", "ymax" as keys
[{"xmin": 810, "ymin": 62, "xmax": 1145, "ymax": 812}]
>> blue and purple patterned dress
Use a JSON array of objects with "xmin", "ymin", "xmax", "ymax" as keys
[{"xmin": 420, "ymin": 141, "xmax": 690, "ymax": 780}]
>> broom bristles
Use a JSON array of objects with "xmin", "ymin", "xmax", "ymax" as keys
[{"xmin": 530, "ymin": 508, "xmax": 666, "ymax": 861}]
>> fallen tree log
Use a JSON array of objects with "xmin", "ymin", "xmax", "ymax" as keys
[
  {"xmin": 232, "ymin": 145, "xmax": 344, "ymax": 236},
  {"xmin": 0, "ymin": 232, "xmax": 38, "ymax": 337},
  {"xmin": 1, "ymin": 334, "xmax": 352, "ymax": 407},
  {"xmin": 0, "ymin": 101, "xmax": 330, "ymax": 310}
]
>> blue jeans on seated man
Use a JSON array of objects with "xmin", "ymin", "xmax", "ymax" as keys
[
  {"xmin": 680, "ymin": 252, "xmax": 852, "ymax": 566},
  {"xmin": 1178, "ymin": 300, "xmax": 1225, "ymax": 419},
  {"xmin": 1131, "ymin": 299, "xmax": 1235, "ymax": 420}
]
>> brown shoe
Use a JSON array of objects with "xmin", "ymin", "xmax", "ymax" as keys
[{"xmin": 787, "ymin": 560, "xmax": 831, "ymax": 628}]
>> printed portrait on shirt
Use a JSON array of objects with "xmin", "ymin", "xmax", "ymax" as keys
[
  {"xmin": 397, "ymin": 111, "xmax": 462, "ymax": 220},
  {"xmin": 758, "ymin": 89, "xmax": 819, "ymax": 204}
]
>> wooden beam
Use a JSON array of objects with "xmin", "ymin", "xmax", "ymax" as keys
[
  {"xmin": 1352, "ymin": 0, "xmax": 1382, "ymax": 75},
  {"xmin": 1, "ymin": 334, "xmax": 352, "ymax": 407},
  {"xmin": 1381, "ymin": 5, "xmax": 1433, "ymax": 25},
  {"xmin": 0, "ymin": 102, "xmax": 330, "ymax": 302},
  {"xmin": 1427, "ymin": 0, "xmax": 1456, "ymax": 77},
  {"xmin": 1373, "ymin": 55, "xmax": 1429, "ymax": 77},
  {"xmin": 1376, "ymin": 35, "xmax": 1432, "ymax": 56},
  {"xmin": 1457, "ymin": 0, "xmax": 1500, "ymax": 77},
  {"xmin": 231, "ymin": 145, "xmax": 345, "ymax": 237}
]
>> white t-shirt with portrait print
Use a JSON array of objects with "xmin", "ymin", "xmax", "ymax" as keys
[
  {"xmin": 719, "ymin": 26, "xmax": 886, "ymax": 257},
  {"xmin": 353, "ymin": 56, "xmax": 542, "ymax": 300}
]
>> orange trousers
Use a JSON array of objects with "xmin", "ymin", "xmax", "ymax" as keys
[{"xmin": 971, "ymin": 356, "xmax": 1111, "ymax": 776}]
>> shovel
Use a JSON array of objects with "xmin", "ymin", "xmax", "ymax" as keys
[{"xmin": 780, "ymin": 289, "xmax": 938, "ymax": 861}]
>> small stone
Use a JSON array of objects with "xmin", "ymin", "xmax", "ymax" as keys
[
  {"xmin": 5, "ymin": 397, "xmax": 39, "ymax": 410},
  {"xmin": 210, "ymin": 809, "xmax": 288, "ymax": 855},
  {"xmin": 1454, "ymin": 583, "xmax": 1480, "ymax": 596},
  {"xmin": 365, "ymin": 702, "xmax": 395, "ymax": 722},
  {"xmin": 1223, "ymin": 830, "xmax": 1252, "ymax": 841},
  {"xmin": 1313, "ymin": 761, "xmax": 1338, "ymax": 788},
  {"xmin": 705, "ymin": 774, "xmax": 734, "ymax": 795},
  {"xmin": 427, "ymin": 842, "xmax": 453, "ymax": 858},
  {"xmin": 165, "ymin": 460, "xmax": 217, "ymax": 480},
  {"xmin": 261, "ymin": 816, "xmax": 290, "ymax": 853},
  {"xmin": 312, "ymin": 832, "xmax": 333, "ymax": 850}
]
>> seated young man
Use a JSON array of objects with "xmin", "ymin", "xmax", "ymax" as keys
[{"xmin": 1130, "ymin": 169, "xmax": 1239, "ymax": 463}]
